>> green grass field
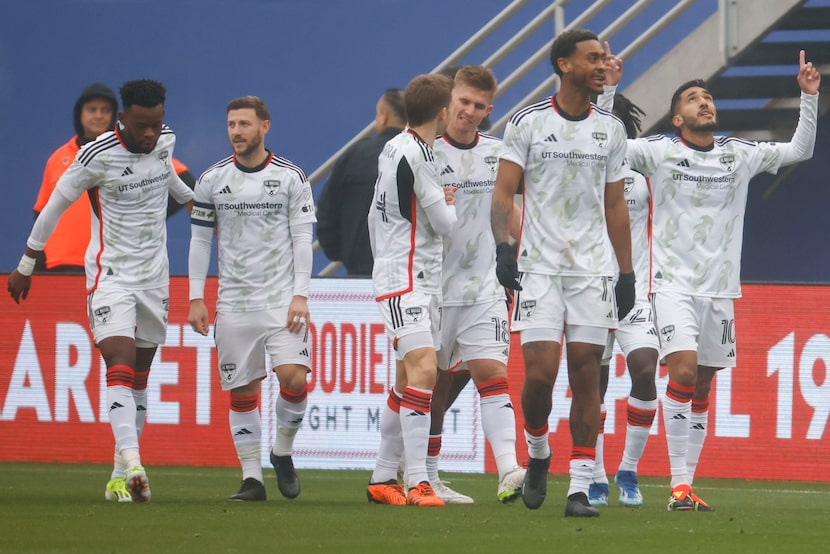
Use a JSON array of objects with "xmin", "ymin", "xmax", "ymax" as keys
[{"xmin": 2, "ymin": 463, "xmax": 829, "ymax": 553}]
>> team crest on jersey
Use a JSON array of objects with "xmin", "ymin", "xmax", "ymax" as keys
[
  {"xmin": 158, "ymin": 151, "xmax": 169, "ymax": 167},
  {"xmin": 719, "ymin": 154, "xmax": 735, "ymax": 172},
  {"xmin": 660, "ymin": 324, "xmax": 675, "ymax": 343},
  {"xmin": 220, "ymin": 363, "xmax": 237, "ymax": 382},
  {"xmin": 405, "ymin": 307, "xmax": 424, "ymax": 322},
  {"xmin": 263, "ymin": 180, "xmax": 281, "ymax": 196},
  {"xmin": 520, "ymin": 300, "xmax": 536, "ymax": 318},
  {"xmin": 94, "ymin": 306, "xmax": 112, "ymax": 324},
  {"xmin": 624, "ymin": 176, "xmax": 635, "ymax": 194},
  {"xmin": 591, "ymin": 132, "xmax": 607, "ymax": 148},
  {"xmin": 485, "ymin": 155, "xmax": 498, "ymax": 173}
]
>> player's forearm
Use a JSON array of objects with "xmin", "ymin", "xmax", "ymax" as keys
[
  {"xmin": 779, "ymin": 92, "xmax": 819, "ymax": 165},
  {"xmin": 188, "ymin": 226, "xmax": 213, "ymax": 300},
  {"xmin": 291, "ymin": 222, "xmax": 313, "ymax": 297},
  {"xmin": 606, "ymin": 201, "xmax": 633, "ymax": 274},
  {"xmin": 26, "ymin": 189, "xmax": 74, "ymax": 251},
  {"xmin": 491, "ymin": 194, "xmax": 513, "ymax": 245}
]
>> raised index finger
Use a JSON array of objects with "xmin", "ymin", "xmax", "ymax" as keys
[
  {"xmin": 799, "ymin": 49, "xmax": 806, "ymax": 68},
  {"xmin": 604, "ymin": 41, "xmax": 613, "ymax": 57}
]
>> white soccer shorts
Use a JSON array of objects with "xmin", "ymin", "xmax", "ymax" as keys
[
  {"xmin": 87, "ymin": 285, "xmax": 168, "ymax": 347},
  {"xmin": 376, "ymin": 290, "xmax": 441, "ymax": 360}
]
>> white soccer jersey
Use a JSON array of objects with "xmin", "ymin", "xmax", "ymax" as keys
[
  {"xmin": 627, "ymin": 135, "xmax": 787, "ymax": 297},
  {"xmin": 54, "ymin": 126, "xmax": 193, "ymax": 291},
  {"xmin": 501, "ymin": 97, "xmax": 629, "ymax": 276},
  {"xmin": 434, "ymin": 131, "xmax": 503, "ymax": 307},
  {"xmin": 623, "ymin": 169, "xmax": 652, "ymax": 302},
  {"xmin": 191, "ymin": 153, "xmax": 316, "ymax": 312},
  {"xmin": 368, "ymin": 129, "xmax": 448, "ymax": 299}
]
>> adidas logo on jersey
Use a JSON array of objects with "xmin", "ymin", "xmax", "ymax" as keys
[
  {"xmin": 234, "ymin": 428, "xmax": 253, "ymax": 436},
  {"xmin": 121, "ymin": 167, "xmax": 134, "ymax": 176},
  {"xmin": 543, "ymin": 133, "xmax": 558, "ymax": 142},
  {"xmin": 218, "ymin": 185, "xmax": 232, "ymax": 194},
  {"xmin": 300, "ymin": 348, "xmax": 309, "ymax": 357},
  {"xmin": 676, "ymin": 159, "xmax": 690, "ymax": 168},
  {"xmin": 727, "ymin": 349, "xmax": 735, "ymax": 358},
  {"xmin": 440, "ymin": 165, "xmax": 454, "ymax": 175}
]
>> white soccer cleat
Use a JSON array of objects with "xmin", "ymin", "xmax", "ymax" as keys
[
  {"xmin": 497, "ymin": 466, "xmax": 526, "ymax": 503},
  {"xmin": 125, "ymin": 465, "xmax": 151, "ymax": 504},
  {"xmin": 432, "ymin": 479, "xmax": 474, "ymax": 504}
]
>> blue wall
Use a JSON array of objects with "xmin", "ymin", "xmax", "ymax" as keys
[{"xmin": 4, "ymin": 0, "xmax": 819, "ymax": 283}]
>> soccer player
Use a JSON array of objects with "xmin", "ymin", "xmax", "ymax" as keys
[
  {"xmin": 490, "ymin": 29, "xmax": 635, "ymax": 517},
  {"xmin": 588, "ymin": 89, "xmax": 659, "ymax": 508},
  {"xmin": 366, "ymin": 73, "xmax": 456, "ymax": 507},
  {"xmin": 188, "ymin": 96, "xmax": 315, "ymax": 502},
  {"xmin": 601, "ymin": 47, "xmax": 820, "ymax": 511},
  {"xmin": 427, "ymin": 65, "xmax": 525, "ymax": 504},
  {"xmin": 8, "ymin": 79, "xmax": 195, "ymax": 503}
]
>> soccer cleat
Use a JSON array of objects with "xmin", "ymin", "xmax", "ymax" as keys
[
  {"xmin": 522, "ymin": 456, "xmax": 550, "ymax": 510},
  {"xmin": 229, "ymin": 478, "xmax": 266, "ymax": 501},
  {"xmin": 667, "ymin": 484, "xmax": 714, "ymax": 512},
  {"xmin": 406, "ymin": 481, "xmax": 445, "ymax": 507},
  {"xmin": 124, "ymin": 465, "xmax": 151, "ymax": 503},
  {"xmin": 588, "ymin": 482, "xmax": 609, "ymax": 507},
  {"xmin": 565, "ymin": 492, "xmax": 600, "ymax": 517},
  {"xmin": 497, "ymin": 466, "xmax": 525, "ymax": 503},
  {"xmin": 270, "ymin": 452, "xmax": 300, "ymax": 499},
  {"xmin": 367, "ymin": 480, "xmax": 407, "ymax": 505},
  {"xmin": 104, "ymin": 477, "xmax": 132, "ymax": 503},
  {"xmin": 432, "ymin": 479, "xmax": 474, "ymax": 504},
  {"xmin": 615, "ymin": 470, "xmax": 643, "ymax": 507}
]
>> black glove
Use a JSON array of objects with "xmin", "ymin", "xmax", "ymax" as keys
[
  {"xmin": 495, "ymin": 242, "xmax": 522, "ymax": 291},
  {"xmin": 615, "ymin": 271, "xmax": 635, "ymax": 320}
]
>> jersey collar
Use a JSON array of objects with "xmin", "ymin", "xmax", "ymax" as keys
[
  {"xmin": 441, "ymin": 131, "xmax": 479, "ymax": 150},
  {"xmin": 551, "ymin": 95, "xmax": 591, "ymax": 121},
  {"xmin": 233, "ymin": 150, "xmax": 274, "ymax": 173}
]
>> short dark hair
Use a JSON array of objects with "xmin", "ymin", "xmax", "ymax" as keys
[
  {"xmin": 120, "ymin": 79, "xmax": 166, "ymax": 109},
  {"xmin": 670, "ymin": 79, "xmax": 708, "ymax": 118},
  {"xmin": 381, "ymin": 88, "xmax": 406, "ymax": 122},
  {"xmin": 612, "ymin": 94, "xmax": 646, "ymax": 139},
  {"xmin": 549, "ymin": 29, "xmax": 599, "ymax": 77},
  {"xmin": 404, "ymin": 74, "xmax": 453, "ymax": 127},
  {"xmin": 438, "ymin": 65, "xmax": 495, "ymax": 131},
  {"xmin": 227, "ymin": 96, "xmax": 271, "ymax": 121}
]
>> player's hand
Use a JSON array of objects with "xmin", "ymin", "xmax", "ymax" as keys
[
  {"xmin": 495, "ymin": 242, "xmax": 522, "ymax": 291},
  {"xmin": 7, "ymin": 270, "xmax": 32, "ymax": 304},
  {"xmin": 188, "ymin": 299, "xmax": 210, "ymax": 336},
  {"xmin": 444, "ymin": 186, "xmax": 457, "ymax": 206},
  {"xmin": 287, "ymin": 295, "xmax": 310, "ymax": 334},
  {"xmin": 615, "ymin": 271, "xmax": 635, "ymax": 320},
  {"xmin": 603, "ymin": 41, "xmax": 622, "ymax": 87},
  {"xmin": 797, "ymin": 49, "xmax": 821, "ymax": 95}
]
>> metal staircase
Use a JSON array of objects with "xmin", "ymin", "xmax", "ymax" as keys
[{"xmin": 313, "ymin": 0, "xmax": 829, "ymax": 275}]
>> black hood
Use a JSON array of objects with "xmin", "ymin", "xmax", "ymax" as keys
[{"xmin": 73, "ymin": 82, "xmax": 118, "ymax": 146}]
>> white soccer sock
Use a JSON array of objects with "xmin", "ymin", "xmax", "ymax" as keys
[
  {"xmin": 478, "ymin": 380, "xmax": 519, "ymax": 479},
  {"xmin": 370, "ymin": 389, "xmax": 404, "ymax": 484},
  {"xmin": 524, "ymin": 424, "xmax": 551, "ymax": 460},
  {"xmin": 229, "ymin": 396, "xmax": 263, "ymax": 483},
  {"xmin": 687, "ymin": 406, "xmax": 709, "ymax": 485},
  {"xmin": 426, "ymin": 435, "xmax": 441, "ymax": 483},
  {"xmin": 399, "ymin": 387, "xmax": 432, "ymax": 488},
  {"xmin": 663, "ymin": 381, "xmax": 694, "ymax": 488},
  {"xmin": 592, "ymin": 404, "xmax": 608, "ymax": 484},
  {"xmin": 272, "ymin": 385, "xmax": 308, "ymax": 456},
  {"xmin": 111, "ymin": 452, "xmax": 126, "ymax": 480},
  {"xmin": 567, "ymin": 448, "xmax": 595, "ymax": 497},
  {"xmin": 107, "ymin": 385, "xmax": 139, "ymax": 455},
  {"xmin": 618, "ymin": 397, "xmax": 658, "ymax": 473}
]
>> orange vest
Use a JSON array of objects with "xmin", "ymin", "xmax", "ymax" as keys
[{"xmin": 33, "ymin": 137, "xmax": 191, "ymax": 269}]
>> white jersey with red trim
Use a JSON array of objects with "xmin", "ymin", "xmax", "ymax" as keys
[
  {"xmin": 500, "ymin": 97, "xmax": 629, "ymax": 276},
  {"xmin": 434, "ymin": 131, "xmax": 503, "ymax": 307},
  {"xmin": 369, "ymin": 129, "xmax": 447, "ymax": 299},
  {"xmin": 627, "ymin": 135, "xmax": 787, "ymax": 297},
  {"xmin": 192, "ymin": 153, "xmax": 316, "ymax": 312},
  {"xmin": 54, "ymin": 126, "xmax": 193, "ymax": 291}
]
